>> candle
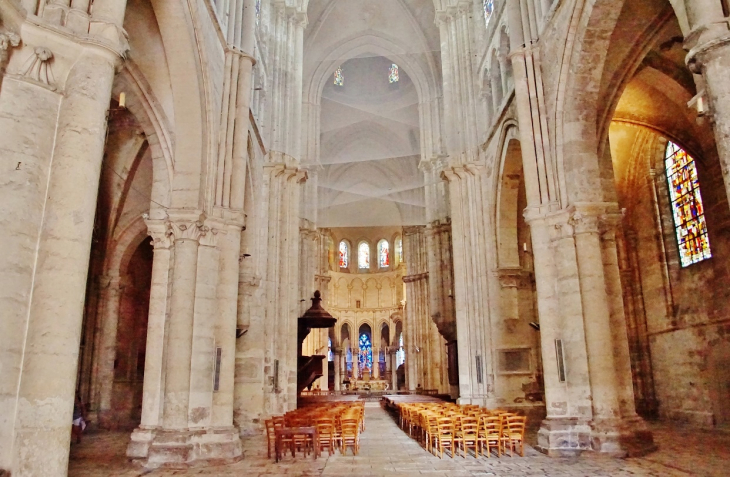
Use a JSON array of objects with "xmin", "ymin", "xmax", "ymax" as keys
[{"xmin": 119, "ymin": 92, "xmax": 126, "ymax": 108}]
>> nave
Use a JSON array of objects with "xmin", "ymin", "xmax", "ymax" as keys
[{"xmin": 68, "ymin": 402, "xmax": 729, "ymax": 476}]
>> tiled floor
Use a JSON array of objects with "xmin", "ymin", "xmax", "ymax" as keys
[{"xmin": 69, "ymin": 403, "xmax": 730, "ymax": 476}]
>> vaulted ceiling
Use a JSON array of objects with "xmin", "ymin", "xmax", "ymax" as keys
[{"xmin": 303, "ymin": 0, "xmax": 441, "ymax": 227}]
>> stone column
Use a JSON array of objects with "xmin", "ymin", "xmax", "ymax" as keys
[
  {"xmin": 571, "ymin": 213, "xmax": 622, "ymax": 429},
  {"xmin": 685, "ymin": 9, "xmax": 730, "ymax": 210},
  {"xmin": 12, "ymin": 48, "xmax": 120, "ymax": 476},
  {"xmin": 147, "ymin": 219, "xmax": 204, "ymax": 465},
  {"xmin": 333, "ymin": 348, "xmax": 342, "ymax": 391},
  {"xmin": 96, "ymin": 273, "xmax": 127, "ymax": 428},
  {"xmin": 373, "ymin": 346, "xmax": 380, "ymax": 379},
  {"xmin": 389, "ymin": 349, "xmax": 398, "ymax": 391},
  {"xmin": 212, "ymin": 223, "xmax": 242, "ymax": 431},
  {"xmin": 128, "ymin": 220, "xmax": 172, "ymax": 458},
  {"xmin": 352, "ymin": 348, "xmax": 359, "ymax": 380}
]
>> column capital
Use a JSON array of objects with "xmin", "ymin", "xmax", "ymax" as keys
[
  {"xmin": 168, "ymin": 219, "xmax": 208, "ymax": 243},
  {"xmin": 145, "ymin": 217, "xmax": 173, "ymax": 249}
]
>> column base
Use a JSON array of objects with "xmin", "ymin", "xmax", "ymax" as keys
[
  {"xmin": 128, "ymin": 426, "xmax": 243, "ymax": 468},
  {"xmin": 127, "ymin": 426, "xmax": 156, "ymax": 459},
  {"xmin": 536, "ymin": 417, "xmax": 592, "ymax": 456},
  {"xmin": 536, "ymin": 416, "xmax": 656, "ymax": 457}
]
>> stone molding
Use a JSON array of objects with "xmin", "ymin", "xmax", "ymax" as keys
[{"xmin": 403, "ymin": 272, "xmax": 428, "ymax": 283}]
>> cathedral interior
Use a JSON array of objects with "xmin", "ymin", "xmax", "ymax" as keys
[{"xmin": 1, "ymin": 0, "xmax": 730, "ymax": 475}]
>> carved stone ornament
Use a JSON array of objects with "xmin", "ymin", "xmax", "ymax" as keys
[
  {"xmin": 0, "ymin": 32, "xmax": 21, "ymax": 51},
  {"xmin": 20, "ymin": 47, "xmax": 56, "ymax": 89},
  {"xmin": 169, "ymin": 221, "xmax": 208, "ymax": 242}
]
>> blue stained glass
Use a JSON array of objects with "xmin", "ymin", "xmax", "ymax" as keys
[
  {"xmin": 334, "ymin": 66, "xmax": 344, "ymax": 86},
  {"xmin": 346, "ymin": 347, "xmax": 352, "ymax": 372},
  {"xmin": 359, "ymin": 333, "xmax": 373, "ymax": 372},
  {"xmin": 665, "ymin": 141, "xmax": 711, "ymax": 267},
  {"xmin": 328, "ymin": 337, "xmax": 333, "ymax": 362},
  {"xmin": 255, "ymin": 0, "xmax": 261, "ymax": 25}
]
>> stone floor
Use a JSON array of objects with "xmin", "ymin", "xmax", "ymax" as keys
[{"xmin": 69, "ymin": 403, "xmax": 730, "ymax": 476}]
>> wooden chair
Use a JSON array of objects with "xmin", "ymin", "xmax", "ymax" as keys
[
  {"xmin": 502, "ymin": 415, "xmax": 527, "ymax": 457},
  {"xmin": 478, "ymin": 415, "xmax": 502, "ymax": 458},
  {"xmin": 423, "ymin": 413, "xmax": 440, "ymax": 455},
  {"xmin": 265, "ymin": 419, "xmax": 276, "ymax": 458},
  {"xmin": 340, "ymin": 420, "xmax": 360, "ymax": 455},
  {"xmin": 456, "ymin": 416, "xmax": 479, "ymax": 458},
  {"xmin": 436, "ymin": 417, "xmax": 456, "ymax": 459},
  {"xmin": 315, "ymin": 421, "xmax": 336, "ymax": 456}
]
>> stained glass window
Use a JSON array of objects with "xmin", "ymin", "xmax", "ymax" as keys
[
  {"xmin": 665, "ymin": 141, "xmax": 712, "ymax": 267},
  {"xmin": 483, "ymin": 0, "xmax": 494, "ymax": 28},
  {"xmin": 359, "ymin": 333, "xmax": 373, "ymax": 372},
  {"xmin": 334, "ymin": 66, "xmax": 344, "ymax": 86},
  {"xmin": 378, "ymin": 240, "xmax": 390, "ymax": 268},
  {"xmin": 339, "ymin": 240, "xmax": 349, "ymax": 268},
  {"xmin": 346, "ymin": 347, "xmax": 352, "ymax": 373},
  {"xmin": 328, "ymin": 338, "xmax": 333, "ymax": 362},
  {"xmin": 389, "ymin": 63, "xmax": 399, "ymax": 83},
  {"xmin": 395, "ymin": 236, "xmax": 403, "ymax": 263},
  {"xmin": 255, "ymin": 0, "xmax": 261, "ymax": 25},
  {"xmin": 396, "ymin": 332, "xmax": 405, "ymax": 367},
  {"xmin": 358, "ymin": 242, "xmax": 370, "ymax": 269}
]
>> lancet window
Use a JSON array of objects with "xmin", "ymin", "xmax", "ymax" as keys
[
  {"xmin": 255, "ymin": 0, "xmax": 261, "ymax": 24},
  {"xmin": 665, "ymin": 141, "xmax": 712, "ymax": 267},
  {"xmin": 359, "ymin": 333, "xmax": 373, "ymax": 372},
  {"xmin": 378, "ymin": 239, "xmax": 390, "ymax": 268},
  {"xmin": 334, "ymin": 66, "xmax": 344, "ymax": 86},
  {"xmin": 389, "ymin": 64, "xmax": 399, "ymax": 83},
  {"xmin": 483, "ymin": 0, "xmax": 494, "ymax": 28},
  {"xmin": 339, "ymin": 240, "xmax": 349, "ymax": 268},
  {"xmin": 358, "ymin": 242, "xmax": 370, "ymax": 269},
  {"xmin": 395, "ymin": 236, "xmax": 403, "ymax": 263},
  {"xmin": 328, "ymin": 338, "xmax": 333, "ymax": 361},
  {"xmin": 396, "ymin": 332, "xmax": 405, "ymax": 367}
]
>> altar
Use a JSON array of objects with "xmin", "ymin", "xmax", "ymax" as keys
[
  {"xmin": 348, "ymin": 378, "xmax": 390, "ymax": 391},
  {"xmin": 345, "ymin": 368, "xmax": 389, "ymax": 391}
]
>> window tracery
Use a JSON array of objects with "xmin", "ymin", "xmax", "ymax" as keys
[{"xmin": 665, "ymin": 141, "xmax": 712, "ymax": 267}]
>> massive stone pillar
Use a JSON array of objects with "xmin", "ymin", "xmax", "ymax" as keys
[
  {"xmin": 685, "ymin": 1, "xmax": 730, "ymax": 210},
  {"xmin": 10, "ymin": 42, "xmax": 123, "ymax": 477},
  {"xmin": 441, "ymin": 166, "xmax": 496, "ymax": 407}
]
